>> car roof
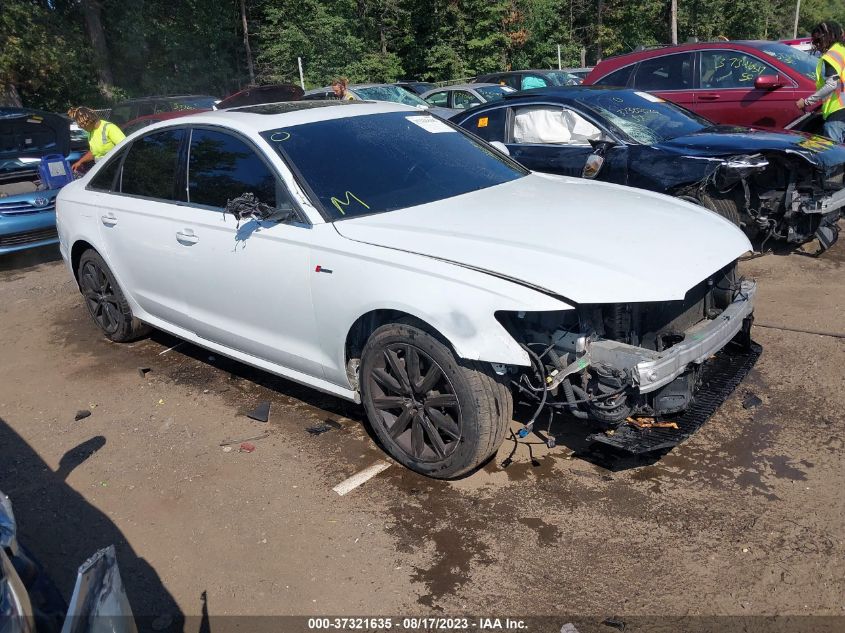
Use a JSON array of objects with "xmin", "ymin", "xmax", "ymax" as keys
[
  {"xmin": 590, "ymin": 40, "xmax": 800, "ymax": 77},
  {"xmin": 116, "ymin": 94, "xmax": 217, "ymax": 102},
  {"xmin": 134, "ymin": 100, "xmax": 417, "ymax": 135},
  {"xmin": 428, "ymin": 83, "xmax": 500, "ymax": 92}
]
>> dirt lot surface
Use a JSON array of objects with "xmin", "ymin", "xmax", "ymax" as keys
[{"xmin": 1, "ymin": 241, "xmax": 843, "ymax": 632}]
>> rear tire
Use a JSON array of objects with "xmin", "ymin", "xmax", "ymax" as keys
[
  {"xmin": 361, "ymin": 322, "xmax": 512, "ymax": 479},
  {"xmin": 77, "ymin": 249, "xmax": 150, "ymax": 342}
]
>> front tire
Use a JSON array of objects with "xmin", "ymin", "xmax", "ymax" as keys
[
  {"xmin": 360, "ymin": 323, "xmax": 512, "ymax": 479},
  {"xmin": 77, "ymin": 249, "xmax": 150, "ymax": 342}
]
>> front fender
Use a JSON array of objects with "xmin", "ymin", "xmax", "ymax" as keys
[{"xmin": 309, "ymin": 239, "xmax": 573, "ymax": 387}]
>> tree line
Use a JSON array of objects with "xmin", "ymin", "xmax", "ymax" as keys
[{"xmin": 2, "ymin": 0, "xmax": 844, "ymax": 112}]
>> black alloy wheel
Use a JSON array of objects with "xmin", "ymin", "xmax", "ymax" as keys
[
  {"xmin": 77, "ymin": 249, "xmax": 150, "ymax": 342},
  {"xmin": 80, "ymin": 259, "xmax": 122, "ymax": 335},
  {"xmin": 368, "ymin": 343, "xmax": 462, "ymax": 462}
]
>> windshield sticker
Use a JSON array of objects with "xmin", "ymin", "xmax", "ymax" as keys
[
  {"xmin": 635, "ymin": 91, "xmax": 665, "ymax": 103},
  {"xmin": 477, "ymin": 116, "xmax": 489, "ymax": 128},
  {"xmin": 330, "ymin": 191, "xmax": 370, "ymax": 216},
  {"xmin": 270, "ymin": 131, "xmax": 291, "ymax": 142},
  {"xmin": 406, "ymin": 115, "xmax": 454, "ymax": 133}
]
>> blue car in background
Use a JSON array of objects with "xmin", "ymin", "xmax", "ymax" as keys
[{"xmin": 0, "ymin": 108, "xmax": 82, "ymax": 255}]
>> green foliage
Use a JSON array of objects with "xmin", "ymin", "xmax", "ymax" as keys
[{"xmin": 4, "ymin": 0, "xmax": 845, "ymax": 112}]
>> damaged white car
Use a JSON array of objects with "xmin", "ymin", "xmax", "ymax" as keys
[{"xmin": 56, "ymin": 102, "xmax": 757, "ymax": 478}]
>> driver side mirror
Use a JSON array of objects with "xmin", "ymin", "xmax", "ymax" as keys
[
  {"xmin": 754, "ymin": 74, "xmax": 783, "ymax": 90},
  {"xmin": 582, "ymin": 138, "xmax": 616, "ymax": 179},
  {"xmin": 225, "ymin": 193, "xmax": 298, "ymax": 226}
]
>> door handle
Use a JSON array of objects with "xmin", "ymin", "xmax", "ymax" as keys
[
  {"xmin": 100, "ymin": 213, "xmax": 117, "ymax": 227},
  {"xmin": 698, "ymin": 93, "xmax": 721, "ymax": 101},
  {"xmin": 176, "ymin": 229, "xmax": 199, "ymax": 245}
]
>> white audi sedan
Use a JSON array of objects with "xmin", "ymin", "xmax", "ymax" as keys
[{"xmin": 57, "ymin": 101, "xmax": 756, "ymax": 478}]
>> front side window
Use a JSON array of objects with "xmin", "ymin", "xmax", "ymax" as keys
[
  {"xmin": 425, "ymin": 91, "xmax": 449, "ymax": 107},
  {"xmin": 475, "ymin": 85, "xmax": 515, "ymax": 102},
  {"xmin": 188, "ymin": 129, "xmax": 280, "ymax": 209},
  {"xmin": 120, "ymin": 129, "xmax": 185, "ymax": 200},
  {"xmin": 453, "ymin": 90, "xmax": 481, "ymax": 109},
  {"xmin": 512, "ymin": 106, "xmax": 601, "ymax": 145},
  {"xmin": 262, "ymin": 111, "xmax": 526, "ymax": 219},
  {"xmin": 633, "ymin": 53, "xmax": 694, "ymax": 91},
  {"xmin": 700, "ymin": 51, "xmax": 779, "ymax": 89}
]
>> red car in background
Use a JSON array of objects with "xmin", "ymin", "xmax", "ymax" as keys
[
  {"xmin": 584, "ymin": 40, "xmax": 820, "ymax": 131},
  {"xmin": 122, "ymin": 109, "xmax": 209, "ymax": 135}
]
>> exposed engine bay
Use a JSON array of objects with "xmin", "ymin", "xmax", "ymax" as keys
[
  {"xmin": 691, "ymin": 151, "xmax": 844, "ymax": 254},
  {"xmin": 498, "ymin": 263, "xmax": 756, "ymax": 435}
]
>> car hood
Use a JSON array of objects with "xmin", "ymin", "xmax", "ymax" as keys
[
  {"xmin": 334, "ymin": 173, "xmax": 751, "ymax": 304},
  {"xmin": 659, "ymin": 126, "xmax": 845, "ymax": 169},
  {"xmin": 0, "ymin": 108, "xmax": 70, "ymax": 162}
]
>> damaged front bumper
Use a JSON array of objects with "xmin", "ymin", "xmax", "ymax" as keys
[{"xmin": 586, "ymin": 280, "xmax": 756, "ymax": 394}]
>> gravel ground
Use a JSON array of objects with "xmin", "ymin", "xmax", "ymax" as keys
[{"xmin": 0, "ymin": 240, "xmax": 842, "ymax": 633}]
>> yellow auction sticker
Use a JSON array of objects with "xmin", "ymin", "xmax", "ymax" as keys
[{"xmin": 478, "ymin": 117, "xmax": 489, "ymax": 128}]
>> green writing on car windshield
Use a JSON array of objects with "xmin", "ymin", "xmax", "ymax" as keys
[{"xmin": 330, "ymin": 191, "xmax": 370, "ymax": 216}]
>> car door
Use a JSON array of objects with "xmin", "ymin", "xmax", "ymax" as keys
[
  {"xmin": 172, "ymin": 126, "xmax": 324, "ymax": 377},
  {"xmin": 92, "ymin": 128, "xmax": 191, "ymax": 328},
  {"xmin": 631, "ymin": 52, "xmax": 696, "ymax": 109},
  {"xmin": 506, "ymin": 104, "xmax": 606, "ymax": 178},
  {"xmin": 695, "ymin": 49, "xmax": 797, "ymax": 128}
]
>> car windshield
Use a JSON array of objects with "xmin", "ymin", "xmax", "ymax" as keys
[
  {"xmin": 171, "ymin": 96, "xmax": 217, "ymax": 110},
  {"xmin": 753, "ymin": 41, "xmax": 818, "ymax": 80},
  {"xmin": 262, "ymin": 111, "xmax": 527, "ymax": 219},
  {"xmin": 353, "ymin": 85, "xmax": 430, "ymax": 107},
  {"xmin": 475, "ymin": 85, "xmax": 516, "ymax": 101},
  {"xmin": 578, "ymin": 90, "xmax": 711, "ymax": 143},
  {"xmin": 541, "ymin": 71, "xmax": 580, "ymax": 86}
]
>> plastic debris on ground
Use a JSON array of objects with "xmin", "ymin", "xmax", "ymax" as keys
[
  {"xmin": 246, "ymin": 401, "xmax": 271, "ymax": 423},
  {"xmin": 239, "ymin": 442, "xmax": 256, "ymax": 453},
  {"xmin": 602, "ymin": 617, "xmax": 625, "ymax": 631},
  {"xmin": 742, "ymin": 391, "xmax": 763, "ymax": 409},
  {"xmin": 306, "ymin": 420, "xmax": 342, "ymax": 435},
  {"xmin": 74, "ymin": 409, "xmax": 91, "ymax": 421}
]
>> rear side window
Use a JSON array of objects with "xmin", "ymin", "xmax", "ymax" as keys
[
  {"xmin": 595, "ymin": 65, "xmax": 634, "ymax": 87},
  {"xmin": 461, "ymin": 108, "xmax": 508, "ymax": 142},
  {"xmin": 633, "ymin": 53, "xmax": 694, "ymax": 91},
  {"xmin": 188, "ymin": 129, "xmax": 280, "ymax": 209},
  {"xmin": 88, "ymin": 150, "xmax": 125, "ymax": 192},
  {"xmin": 120, "ymin": 129, "xmax": 185, "ymax": 200}
]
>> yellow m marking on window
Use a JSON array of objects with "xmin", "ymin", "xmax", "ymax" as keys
[{"xmin": 330, "ymin": 191, "xmax": 370, "ymax": 215}]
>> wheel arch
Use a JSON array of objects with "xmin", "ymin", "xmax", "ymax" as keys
[
  {"xmin": 345, "ymin": 309, "xmax": 455, "ymax": 370},
  {"xmin": 70, "ymin": 239, "xmax": 97, "ymax": 284}
]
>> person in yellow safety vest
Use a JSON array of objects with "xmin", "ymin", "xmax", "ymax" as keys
[
  {"xmin": 331, "ymin": 77, "xmax": 356, "ymax": 101},
  {"xmin": 796, "ymin": 22, "xmax": 845, "ymax": 143},
  {"xmin": 67, "ymin": 106, "xmax": 126, "ymax": 173}
]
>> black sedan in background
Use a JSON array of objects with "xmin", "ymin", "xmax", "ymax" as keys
[{"xmin": 451, "ymin": 86, "xmax": 845, "ymax": 254}]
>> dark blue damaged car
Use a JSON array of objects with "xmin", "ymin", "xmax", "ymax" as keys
[{"xmin": 451, "ymin": 86, "xmax": 845, "ymax": 254}]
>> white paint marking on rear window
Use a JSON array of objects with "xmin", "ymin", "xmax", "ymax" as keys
[{"xmin": 406, "ymin": 115, "xmax": 455, "ymax": 133}]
